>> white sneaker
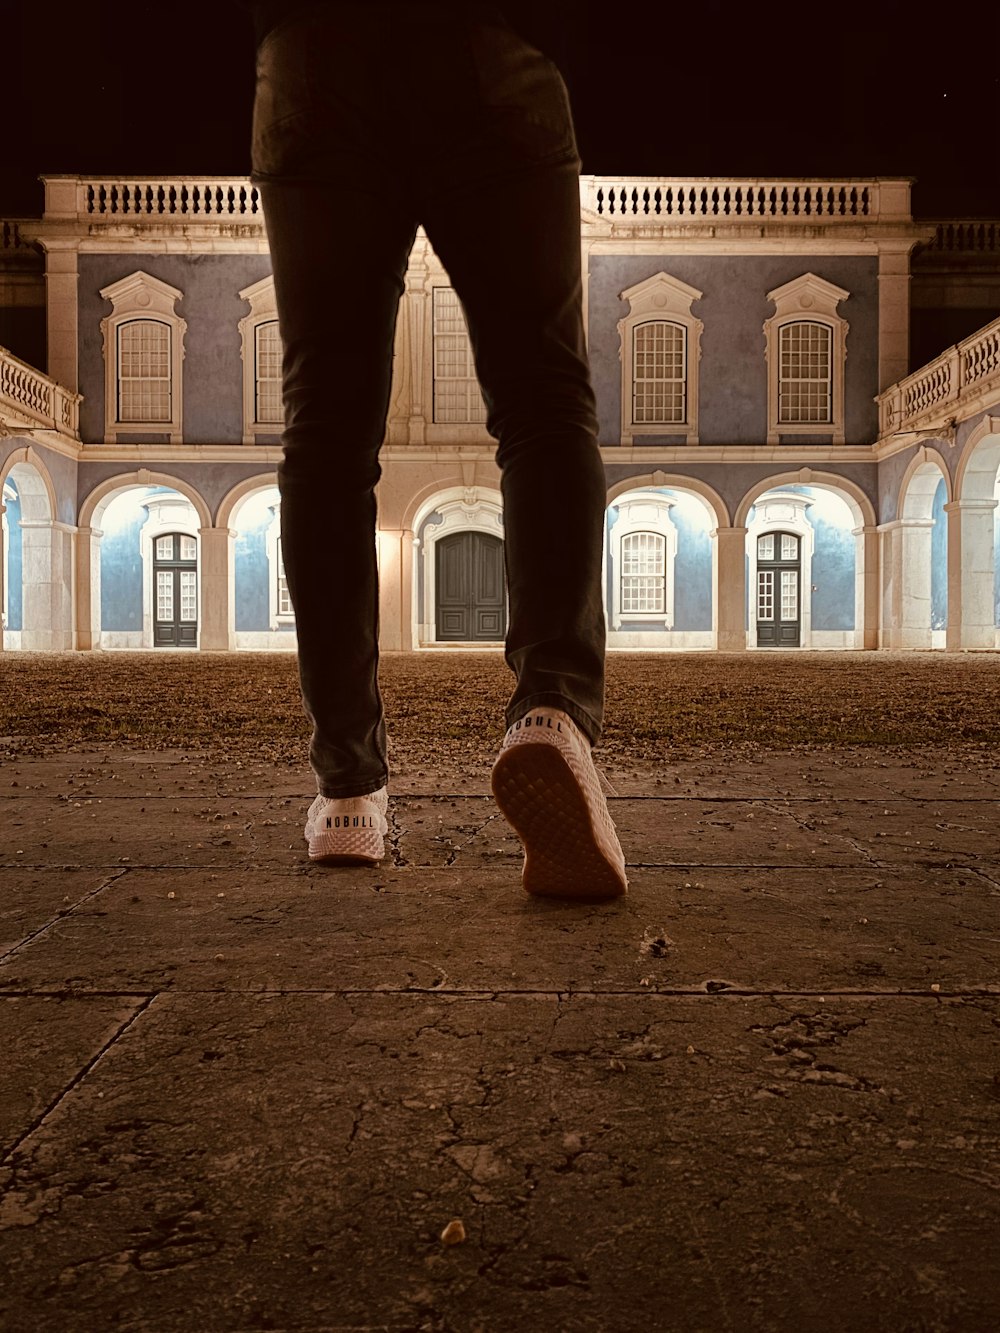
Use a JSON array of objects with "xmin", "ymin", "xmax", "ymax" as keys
[
  {"xmin": 491, "ymin": 708, "xmax": 628, "ymax": 901},
  {"xmin": 304, "ymin": 786, "xmax": 389, "ymax": 864}
]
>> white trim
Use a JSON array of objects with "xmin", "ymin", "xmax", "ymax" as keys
[
  {"xmin": 763, "ymin": 273, "xmax": 849, "ymax": 445},
  {"xmin": 745, "ymin": 491, "xmax": 816, "ymax": 648},
  {"xmin": 607, "ymin": 491, "xmax": 677, "ymax": 629},
  {"xmin": 238, "ymin": 276, "xmax": 282, "ymax": 443},
  {"xmin": 413, "ymin": 487, "xmax": 505, "ymax": 646},
  {"xmin": 99, "ymin": 271, "xmax": 186, "ymax": 443},
  {"xmin": 618, "ymin": 272, "xmax": 703, "ymax": 443}
]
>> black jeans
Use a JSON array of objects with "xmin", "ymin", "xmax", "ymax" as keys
[{"xmin": 251, "ymin": 1, "xmax": 608, "ymax": 797}]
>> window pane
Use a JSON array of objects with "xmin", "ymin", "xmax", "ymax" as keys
[
  {"xmin": 780, "ymin": 533, "xmax": 799, "ymax": 561},
  {"xmin": 156, "ymin": 570, "xmax": 173, "ymax": 622},
  {"xmin": 633, "ymin": 322, "xmax": 686, "ymax": 424},
  {"xmin": 156, "ymin": 535, "xmax": 173, "ymax": 560},
  {"xmin": 757, "ymin": 534, "xmax": 774, "ymax": 561},
  {"xmin": 180, "ymin": 536, "xmax": 197, "ymax": 562},
  {"xmin": 255, "ymin": 321, "xmax": 283, "ymax": 424},
  {"xmin": 781, "ymin": 569, "xmax": 798, "ymax": 621},
  {"xmin": 433, "ymin": 288, "xmax": 487, "ymax": 424},
  {"xmin": 778, "ymin": 321, "xmax": 831, "ymax": 423},
  {"xmin": 757, "ymin": 570, "xmax": 774, "ymax": 620},
  {"xmin": 179, "ymin": 570, "xmax": 197, "ymax": 622},
  {"xmin": 118, "ymin": 320, "xmax": 171, "ymax": 422}
]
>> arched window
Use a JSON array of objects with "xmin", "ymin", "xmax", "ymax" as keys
[
  {"xmin": 254, "ymin": 321, "xmax": 283, "ymax": 426},
  {"xmin": 239, "ymin": 277, "xmax": 283, "ymax": 443},
  {"xmin": 633, "ymin": 322, "xmax": 687, "ymax": 425},
  {"xmin": 621, "ymin": 530, "xmax": 667, "ymax": 614},
  {"xmin": 100, "ymin": 271, "xmax": 186, "ymax": 442},
  {"xmin": 764, "ymin": 273, "xmax": 848, "ymax": 443},
  {"xmin": 618, "ymin": 272, "xmax": 703, "ymax": 443},
  {"xmin": 118, "ymin": 319, "xmax": 172, "ymax": 422},
  {"xmin": 778, "ymin": 321, "xmax": 832, "ymax": 424}
]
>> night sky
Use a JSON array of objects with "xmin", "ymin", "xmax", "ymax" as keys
[{"xmin": 4, "ymin": 0, "xmax": 998, "ymax": 219}]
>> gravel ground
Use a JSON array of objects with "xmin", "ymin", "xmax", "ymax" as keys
[{"xmin": 2, "ymin": 650, "xmax": 999, "ymax": 768}]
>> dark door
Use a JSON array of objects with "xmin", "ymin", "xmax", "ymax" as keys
[
  {"xmin": 756, "ymin": 531, "xmax": 801, "ymax": 647},
  {"xmin": 436, "ymin": 531, "xmax": 506, "ymax": 642},
  {"xmin": 153, "ymin": 532, "xmax": 198, "ymax": 647}
]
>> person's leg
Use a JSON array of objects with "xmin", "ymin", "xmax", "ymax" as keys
[
  {"xmin": 417, "ymin": 23, "xmax": 608, "ymax": 745},
  {"xmin": 251, "ymin": 9, "xmax": 418, "ymax": 799}
]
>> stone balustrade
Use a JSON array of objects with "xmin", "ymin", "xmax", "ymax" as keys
[
  {"xmin": 878, "ymin": 315, "xmax": 1000, "ymax": 437},
  {"xmin": 0, "ymin": 344, "xmax": 80, "ymax": 437},
  {"xmin": 916, "ymin": 220, "xmax": 1000, "ymax": 255},
  {"xmin": 37, "ymin": 175, "xmax": 914, "ymax": 228}
]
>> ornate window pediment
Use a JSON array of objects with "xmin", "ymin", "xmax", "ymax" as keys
[
  {"xmin": 100, "ymin": 271, "xmax": 186, "ymax": 443},
  {"xmin": 764, "ymin": 273, "xmax": 849, "ymax": 445},
  {"xmin": 618, "ymin": 272, "xmax": 703, "ymax": 444}
]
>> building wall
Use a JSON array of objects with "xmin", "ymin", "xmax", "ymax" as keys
[
  {"xmin": 588, "ymin": 255, "xmax": 880, "ymax": 445},
  {"xmin": 78, "ymin": 254, "xmax": 275, "ymax": 444}
]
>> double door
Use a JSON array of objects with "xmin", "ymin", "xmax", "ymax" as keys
[
  {"xmin": 756, "ymin": 531, "xmax": 801, "ymax": 647},
  {"xmin": 153, "ymin": 532, "xmax": 198, "ymax": 647}
]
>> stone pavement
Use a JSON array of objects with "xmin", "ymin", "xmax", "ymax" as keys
[{"xmin": 2, "ymin": 744, "xmax": 999, "ymax": 1332}]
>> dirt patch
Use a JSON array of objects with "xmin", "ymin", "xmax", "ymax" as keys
[{"xmin": 2, "ymin": 650, "xmax": 999, "ymax": 767}]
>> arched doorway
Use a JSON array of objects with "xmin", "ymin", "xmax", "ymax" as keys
[{"xmin": 435, "ymin": 530, "xmax": 506, "ymax": 642}]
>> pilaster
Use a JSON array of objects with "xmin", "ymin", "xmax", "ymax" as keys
[
  {"xmin": 712, "ymin": 526, "xmax": 748, "ymax": 651},
  {"xmin": 199, "ymin": 527, "xmax": 236, "ymax": 651}
]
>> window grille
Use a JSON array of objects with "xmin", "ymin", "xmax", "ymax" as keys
[
  {"xmin": 780, "ymin": 533, "xmax": 799, "ymax": 560},
  {"xmin": 778, "ymin": 321, "xmax": 832, "ymax": 423},
  {"xmin": 433, "ymin": 288, "xmax": 487, "ymax": 424},
  {"xmin": 118, "ymin": 320, "xmax": 171, "ymax": 422},
  {"xmin": 757, "ymin": 534, "xmax": 774, "ymax": 561},
  {"xmin": 156, "ymin": 570, "xmax": 173, "ymax": 622},
  {"xmin": 180, "ymin": 535, "xmax": 197, "ymax": 562},
  {"xmin": 757, "ymin": 571, "xmax": 775, "ymax": 621},
  {"xmin": 255, "ymin": 321, "xmax": 283, "ymax": 424},
  {"xmin": 780, "ymin": 570, "xmax": 799, "ymax": 621},
  {"xmin": 621, "ymin": 531, "xmax": 666, "ymax": 614},
  {"xmin": 632, "ymin": 322, "xmax": 686, "ymax": 424}
]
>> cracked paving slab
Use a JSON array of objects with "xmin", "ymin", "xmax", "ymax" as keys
[
  {"xmin": 0, "ymin": 864, "xmax": 995, "ymax": 996},
  {"xmin": 1, "ymin": 993, "xmax": 998, "ymax": 1333}
]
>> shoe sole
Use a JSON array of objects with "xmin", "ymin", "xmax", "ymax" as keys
[
  {"xmin": 306, "ymin": 828, "xmax": 385, "ymax": 865},
  {"xmin": 491, "ymin": 743, "xmax": 627, "ymax": 901}
]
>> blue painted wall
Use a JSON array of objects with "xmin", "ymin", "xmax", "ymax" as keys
[
  {"xmin": 4, "ymin": 485, "xmax": 23, "ymax": 631},
  {"xmin": 235, "ymin": 512, "xmax": 272, "ymax": 632},
  {"xmin": 787, "ymin": 486, "xmax": 855, "ymax": 631},
  {"xmin": 932, "ymin": 479, "xmax": 948, "ymax": 631},
  {"xmin": 99, "ymin": 489, "xmax": 169, "ymax": 630},
  {"xmin": 589, "ymin": 255, "xmax": 880, "ymax": 447}
]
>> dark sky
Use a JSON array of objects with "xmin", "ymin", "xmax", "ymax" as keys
[{"xmin": 4, "ymin": 0, "xmax": 998, "ymax": 219}]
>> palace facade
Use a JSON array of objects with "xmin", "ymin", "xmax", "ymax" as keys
[{"xmin": 1, "ymin": 176, "xmax": 998, "ymax": 653}]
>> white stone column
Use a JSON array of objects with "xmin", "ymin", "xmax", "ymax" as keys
[
  {"xmin": 376, "ymin": 527, "xmax": 411, "ymax": 652},
  {"xmin": 44, "ymin": 246, "xmax": 80, "ymax": 394},
  {"xmin": 877, "ymin": 521, "xmax": 902, "ymax": 648},
  {"xmin": 198, "ymin": 527, "xmax": 235, "ymax": 651},
  {"xmin": 712, "ymin": 526, "xmax": 748, "ymax": 651},
  {"xmin": 853, "ymin": 524, "xmax": 880, "ymax": 649},
  {"xmin": 75, "ymin": 526, "xmax": 103, "ymax": 650},
  {"xmin": 405, "ymin": 239, "xmax": 430, "ymax": 445},
  {"xmin": 878, "ymin": 519, "xmax": 935, "ymax": 648},
  {"xmin": 877, "ymin": 248, "xmax": 912, "ymax": 394},
  {"xmin": 19, "ymin": 519, "xmax": 76, "ymax": 650},
  {"xmin": 945, "ymin": 498, "xmax": 998, "ymax": 651}
]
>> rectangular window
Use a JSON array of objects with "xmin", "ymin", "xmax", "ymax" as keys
[
  {"xmin": 757, "ymin": 534, "xmax": 774, "ymax": 561},
  {"xmin": 180, "ymin": 535, "xmax": 197, "ymax": 562},
  {"xmin": 118, "ymin": 320, "xmax": 171, "ymax": 423},
  {"xmin": 780, "ymin": 533, "xmax": 798, "ymax": 561},
  {"xmin": 433, "ymin": 288, "xmax": 487, "ymax": 424},
  {"xmin": 779, "ymin": 322, "xmax": 832, "ymax": 424},
  {"xmin": 255, "ymin": 321, "xmax": 283, "ymax": 424},
  {"xmin": 156, "ymin": 535, "xmax": 173, "ymax": 560},
  {"xmin": 633, "ymin": 322, "xmax": 686, "ymax": 424}
]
